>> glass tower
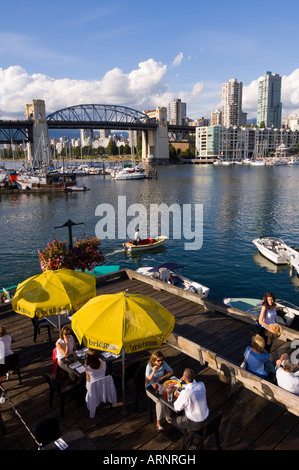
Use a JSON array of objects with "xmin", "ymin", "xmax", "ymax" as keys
[{"xmin": 257, "ymin": 71, "xmax": 282, "ymax": 128}]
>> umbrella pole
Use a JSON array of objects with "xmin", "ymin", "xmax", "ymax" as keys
[{"xmin": 120, "ymin": 349, "xmax": 127, "ymax": 414}]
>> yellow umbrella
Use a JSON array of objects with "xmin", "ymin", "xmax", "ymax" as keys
[
  {"xmin": 71, "ymin": 291, "xmax": 175, "ymax": 355},
  {"xmin": 71, "ymin": 291, "xmax": 175, "ymax": 407},
  {"xmin": 12, "ymin": 268, "xmax": 96, "ymax": 318}
]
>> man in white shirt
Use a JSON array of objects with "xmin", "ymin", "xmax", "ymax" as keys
[
  {"xmin": 173, "ymin": 368, "xmax": 209, "ymax": 432},
  {"xmin": 134, "ymin": 228, "xmax": 141, "ymax": 245},
  {"xmin": 276, "ymin": 357, "xmax": 299, "ymax": 396}
]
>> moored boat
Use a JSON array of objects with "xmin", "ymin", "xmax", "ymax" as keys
[
  {"xmin": 252, "ymin": 236, "xmax": 299, "ymax": 265},
  {"xmin": 136, "ymin": 262, "xmax": 210, "ymax": 298},
  {"xmin": 64, "ymin": 184, "xmax": 90, "ymax": 192},
  {"xmin": 223, "ymin": 297, "xmax": 297, "ymax": 327},
  {"xmin": 16, "ymin": 170, "xmax": 77, "ymax": 190},
  {"xmin": 123, "ymin": 235, "xmax": 167, "ymax": 252},
  {"xmin": 114, "ymin": 166, "xmax": 146, "ymax": 180}
]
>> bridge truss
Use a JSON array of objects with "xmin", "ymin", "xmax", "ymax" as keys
[
  {"xmin": 46, "ymin": 104, "xmax": 157, "ymax": 131},
  {"xmin": 0, "ymin": 121, "xmax": 33, "ymax": 144}
]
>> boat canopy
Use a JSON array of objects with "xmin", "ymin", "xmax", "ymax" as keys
[{"xmin": 148, "ymin": 263, "xmax": 184, "ymax": 273}]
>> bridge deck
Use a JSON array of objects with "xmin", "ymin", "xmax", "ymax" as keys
[{"xmin": 1, "ymin": 270, "xmax": 299, "ymax": 451}]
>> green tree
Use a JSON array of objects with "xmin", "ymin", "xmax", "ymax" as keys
[{"xmin": 106, "ymin": 140, "xmax": 118, "ymax": 156}]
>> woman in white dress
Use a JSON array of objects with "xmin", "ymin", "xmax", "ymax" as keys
[
  {"xmin": 85, "ymin": 348, "xmax": 106, "ymax": 382},
  {"xmin": 258, "ymin": 292, "xmax": 278, "ymax": 352}
]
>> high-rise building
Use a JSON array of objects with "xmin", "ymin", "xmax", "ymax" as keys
[
  {"xmin": 222, "ymin": 79, "xmax": 245, "ymax": 127},
  {"xmin": 169, "ymin": 98, "xmax": 187, "ymax": 125},
  {"xmin": 257, "ymin": 71, "xmax": 282, "ymax": 128},
  {"xmin": 210, "ymin": 109, "xmax": 222, "ymax": 126}
]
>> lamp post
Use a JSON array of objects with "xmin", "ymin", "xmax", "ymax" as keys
[{"xmin": 54, "ymin": 219, "xmax": 84, "ymax": 249}]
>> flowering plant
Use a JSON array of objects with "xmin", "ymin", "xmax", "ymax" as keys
[{"xmin": 38, "ymin": 236, "xmax": 104, "ymax": 272}]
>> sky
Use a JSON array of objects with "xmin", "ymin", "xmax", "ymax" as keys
[{"xmin": 0, "ymin": 0, "xmax": 299, "ymax": 122}]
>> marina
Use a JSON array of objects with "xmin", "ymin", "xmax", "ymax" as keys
[
  {"xmin": 1, "ymin": 163, "xmax": 299, "ymax": 307},
  {"xmin": 1, "ymin": 269, "xmax": 299, "ymax": 451}
]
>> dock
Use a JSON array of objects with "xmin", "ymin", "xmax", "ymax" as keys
[{"xmin": 1, "ymin": 268, "xmax": 299, "ymax": 451}]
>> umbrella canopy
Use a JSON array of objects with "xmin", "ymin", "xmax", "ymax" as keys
[
  {"xmin": 12, "ymin": 268, "xmax": 96, "ymax": 318},
  {"xmin": 71, "ymin": 291, "xmax": 175, "ymax": 355}
]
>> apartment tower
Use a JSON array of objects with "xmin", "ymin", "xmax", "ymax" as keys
[
  {"xmin": 222, "ymin": 78, "xmax": 246, "ymax": 127},
  {"xmin": 169, "ymin": 98, "xmax": 187, "ymax": 125},
  {"xmin": 257, "ymin": 71, "xmax": 282, "ymax": 128}
]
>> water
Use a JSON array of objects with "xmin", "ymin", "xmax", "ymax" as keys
[{"xmin": 1, "ymin": 163, "xmax": 299, "ymax": 306}]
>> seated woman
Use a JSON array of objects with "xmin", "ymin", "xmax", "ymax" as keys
[
  {"xmin": 0, "ymin": 326, "xmax": 13, "ymax": 359},
  {"xmin": 145, "ymin": 350, "xmax": 173, "ymax": 431},
  {"xmin": 85, "ymin": 348, "xmax": 106, "ymax": 382},
  {"xmin": 55, "ymin": 326, "xmax": 78, "ymax": 381},
  {"xmin": 242, "ymin": 334, "xmax": 276, "ymax": 379}
]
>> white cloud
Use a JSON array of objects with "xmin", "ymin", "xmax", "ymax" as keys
[
  {"xmin": 172, "ymin": 52, "xmax": 183, "ymax": 67},
  {"xmin": 1, "ymin": 63, "xmax": 299, "ymax": 121}
]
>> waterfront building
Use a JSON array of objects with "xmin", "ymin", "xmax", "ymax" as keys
[
  {"xmin": 188, "ymin": 117, "xmax": 209, "ymax": 127},
  {"xmin": 222, "ymin": 79, "xmax": 247, "ymax": 127},
  {"xmin": 283, "ymin": 114, "xmax": 299, "ymax": 131},
  {"xmin": 195, "ymin": 125, "xmax": 299, "ymax": 162},
  {"xmin": 169, "ymin": 98, "xmax": 187, "ymax": 125},
  {"xmin": 257, "ymin": 71, "xmax": 282, "ymax": 128},
  {"xmin": 210, "ymin": 109, "xmax": 222, "ymax": 126}
]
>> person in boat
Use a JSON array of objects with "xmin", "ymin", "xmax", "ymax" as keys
[
  {"xmin": 258, "ymin": 292, "xmax": 280, "ymax": 352},
  {"xmin": 172, "ymin": 368, "xmax": 209, "ymax": 432},
  {"xmin": 276, "ymin": 354, "xmax": 299, "ymax": 395},
  {"xmin": 242, "ymin": 334, "xmax": 276, "ymax": 380},
  {"xmin": 145, "ymin": 350, "xmax": 173, "ymax": 431},
  {"xmin": 134, "ymin": 228, "xmax": 141, "ymax": 245}
]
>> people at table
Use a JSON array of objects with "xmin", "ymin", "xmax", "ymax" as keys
[
  {"xmin": 172, "ymin": 368, "xmax": 209, "ymax": 432},
  {"xmin": 276, "ymin": 353, "xmax": 299, "ymax": 396},
  {"xmin": 56, "ymin": 326, "xmax": 78, "ymax": 381},
  {"xmin": 0, "ymin": 326, "xmax": 13, "ymax": 359},
  {"xmin": 258, "ymin": 292, "xmax": 278, "ymax": 352},
  {"xmin": 242, "ymin": 334, "xmax": 276, "ymax": 380},
  {"xmin": 85, "ymin": 348, "xmax": 106, "ymax": 382},
  {"xmin": 145, "ymin": 350, "xmax": 173, "ymax": 431}
]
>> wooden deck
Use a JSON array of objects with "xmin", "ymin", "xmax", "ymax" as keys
[{"xmin": 1, "ymin": 269, "xmax": 299, "ymax": 451}]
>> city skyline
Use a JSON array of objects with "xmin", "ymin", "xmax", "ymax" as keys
[{"xmin": 0, "ymin": 0, "xmax": 299, "ymax": 122}]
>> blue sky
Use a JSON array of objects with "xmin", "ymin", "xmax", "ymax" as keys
[{"xmin": 1, "ymin": 0, "xmax": 299, "ymax": 120}]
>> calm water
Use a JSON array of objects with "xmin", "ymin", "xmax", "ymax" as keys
[{"xmin": 1, "ymin": 163, "xmax": 299, "ymax": 306}]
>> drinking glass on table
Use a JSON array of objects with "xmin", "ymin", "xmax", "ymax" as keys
[{"xmin": 167, "ymin": 387, "xmax": 173, "ymax": 402}]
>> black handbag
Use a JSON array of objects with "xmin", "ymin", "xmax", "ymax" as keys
[{"xmin": 252, "ymin": 321, "xmax": 263, "ymax": 335}]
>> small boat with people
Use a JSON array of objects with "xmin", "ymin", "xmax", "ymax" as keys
[
  {"xmin": 123, "ymin": 235, "xmax": 167, "ymax": 252},
  {"xmin": 136, "ymin": 262, "xmax": 210, "ymax": 298},
  {"xmin": 223, "ymin": 297, "xmax": 298, "ymax": 327},
  {"xmin": 252, "ymin": 236, "xmax": 299, "ymax": 266}
]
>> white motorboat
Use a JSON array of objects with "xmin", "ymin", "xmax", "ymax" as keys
[
  {"xmin": 250, "ymin": 159, "xmax": 266, "ymax": 166},
  {"xmin": 288, "ymin": 157, "xmax": 299, "ymax": 165},
  {"xmin": 252, "ymin": 236, "xmax": 299, "ymax": 265},
  {"xmin": 114, "ymin": 166, "xmax": 146, "ymax": 180},
  {"xmin": 64, "ymin": 184, "xmax": 90, "ymax": 192},
  {"xmin": 223, "ymin": 297, "xmax": 297, "ymax": 327},
  {"xmin": 136, "ymin": 262, "xmax": 210, "ymax": 299}
]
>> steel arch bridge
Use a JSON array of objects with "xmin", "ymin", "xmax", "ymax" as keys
[{"xmin": 46, "ymin": 104, "xmax": 157, "ymax": 131}]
